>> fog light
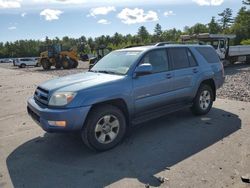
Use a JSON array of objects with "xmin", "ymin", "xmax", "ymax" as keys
[{"xmin": 48, "ymin": 121, "xmax": 66, "ymax": 127}]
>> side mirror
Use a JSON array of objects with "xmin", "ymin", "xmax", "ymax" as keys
[{"xmin": 134, "ymin": 63, "xmax": 153, "ymax": 77}]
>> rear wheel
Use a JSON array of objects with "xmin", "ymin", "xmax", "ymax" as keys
[
  {"xmin": 41, "ymin": 58, "xmax": 51, "ymax": 70},
  {"xmin": 55, "ymin": 61, "xmax": 62, "ymax": 69},
  {"xmin": 62, "ymin": 57, "xmax": 72, "ymax": 69},
  {"xmin": 81, "ymin": 105, "xmax": 127, "ymax": 151},
  {"xmin": 19, "ymin": 63, "xmax": 26, "ymax": 68},
  {"xmin": 191, "ymin": 84, "xmax": 213, "ymax": 115},
  {"xmin": 71, "ymin": 59, "xmax": 78, "ymax": 68}
]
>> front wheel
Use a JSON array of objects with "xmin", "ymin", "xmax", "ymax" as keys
[
  {"xmin": 41, "ymin": 59, "xmax": 51, "ymax": 70},
  {"xmin": 191, "ymin": 84, "xmax": 213, "ymax": 115},
  {"xmin": 62, "ymin": 57, "xmax": 72, "ymax": 69},
  {"xmin": 71, "ymin": 59, "xmax": 78, "ymax": 68},
  {"xmin": 81, "ymin": 105, "xmax": 127, "ymax": 151}
]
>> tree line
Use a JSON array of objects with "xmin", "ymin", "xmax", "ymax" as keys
[{"xmin": 0, "ymin": 0, "xmax": 249, "ymax": 58}]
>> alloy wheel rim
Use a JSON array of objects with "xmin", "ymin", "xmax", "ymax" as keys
[
  {"xmin": 199, "ymin": 90, "xmax": 211, "ymax": 110},
  {"xmin": 95, "ymin": 115, "xmax": 120, "ymax": 144}
]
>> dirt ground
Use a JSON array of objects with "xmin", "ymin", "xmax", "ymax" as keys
[{"xmin": 0, "ymin": 64, "xmax": 250, "ymax": 188}]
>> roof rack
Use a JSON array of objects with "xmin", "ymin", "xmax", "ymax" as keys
[
  {"xmin": 123, "ymin": 44, "xmax": 145, "ymax": 49},
  {"xmin": 154, "ymin": 42, "xmax": 172, "ymax": 47}
]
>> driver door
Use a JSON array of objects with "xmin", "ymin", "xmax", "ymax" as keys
[{"xmin": 133, "ymin": 49, "xmax": 174, "ymax": 115}]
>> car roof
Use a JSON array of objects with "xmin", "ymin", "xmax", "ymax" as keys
[{"xmin": 117, "ymin": 44, "xmax": 212, "ymax": 52}]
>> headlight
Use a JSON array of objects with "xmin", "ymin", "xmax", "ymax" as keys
[{"xmin": 48, "ymin": 92, "xmax": 76, "ymax": 106}]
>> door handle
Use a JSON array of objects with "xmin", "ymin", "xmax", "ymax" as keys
[
  {"xmin": 193, "ymin": 68, "xmax": 198, "ymax": 73},
  {"xmin": 166, "ymin": 73, "xmax": 172, "ymax": 79}
]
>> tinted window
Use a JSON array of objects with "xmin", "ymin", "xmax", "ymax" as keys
[
  {"xmin": 141, "ymin": 49, "xmax": 169, "ymax": 73},
  {"xmin": 187, "ymin": 50, "xmax": 197, "ymax": 67},
  {"xmin": 196, "ymin": 47, "xmax": 220, "ymax": 63},
  {"xmin": 169, "ymin": 48, "xmax": 189, "ymax": 70}
]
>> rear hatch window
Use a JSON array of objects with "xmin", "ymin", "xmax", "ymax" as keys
[{"xmin": 196, "ymin": 47, "xmax": 220, "ymax": 63}]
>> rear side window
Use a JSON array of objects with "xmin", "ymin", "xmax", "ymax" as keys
[
  {"xmin": 141, "ymin": 49, "xmax": 169, "ymax": 73},
  {"xmin": 169, "ymin": 48, "xmax": 189, "ymax": 69},
  {"xmin": 187, "ymin": 50, "xmax": 197, "ymax": 67},
  {"xmin": 196, "ymin": 47, "xmax": 220, "ymax": 63}
]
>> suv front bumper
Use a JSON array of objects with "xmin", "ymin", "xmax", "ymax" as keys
[{"xmin": 27, "ymin": 97, "xmax": 91, "ymax": 132}]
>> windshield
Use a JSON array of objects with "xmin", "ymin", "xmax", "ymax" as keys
[{"xmin": 91, "ymin": 51, "xmax": 142, "ymax": 75}]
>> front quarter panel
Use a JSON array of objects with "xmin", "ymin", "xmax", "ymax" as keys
[{"xmin": 67, "ymin": 77, "xmax": 134, "ymax": 114}]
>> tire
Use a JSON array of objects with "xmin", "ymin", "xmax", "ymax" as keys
[
  {"xmin": 62, "ymin": 57, "xmax": 72, "ymax": 69},
  {"xmin": 191, "ymin": 84, "xmax": 214, "ymax": 115},
  {"xmin": 55, "ymin": 61, "xmax": 62, "ymax": 69},
  {"xmin": 81, "ymin": 105, "xmax": 127, "ymax": 151},
  {"xmin": 41, "ymin": 59, "xmax": 51, "ymax": 70},
  {"xmin": 71, "ymin": 59, "xmax": 78, "ymax": 68},
  {"xmin": 19, "ymin": 63, "xmax": 26, "ymax": 68}
]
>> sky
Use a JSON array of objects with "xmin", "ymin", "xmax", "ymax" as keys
[{"xmin": 0, "ymin": 0, "xmax": 244, "ymax": 42}]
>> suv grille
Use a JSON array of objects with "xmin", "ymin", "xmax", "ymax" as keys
[{"xmin": 34, "ymin": 87, "xmax": 49, "ymax": 105}]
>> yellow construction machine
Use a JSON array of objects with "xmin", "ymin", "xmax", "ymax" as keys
[{"xmin": 38, "ymin": 44, "xmax": 79, "ymax": 70}]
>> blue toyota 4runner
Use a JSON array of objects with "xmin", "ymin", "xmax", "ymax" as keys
[{"xmin": 27, "ymin": 44, "xmax": 224, "ymax": 151}]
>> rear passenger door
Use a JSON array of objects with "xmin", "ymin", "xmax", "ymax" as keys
[
  {"xmin": 168, "ymin": 47, "xmax": 199, "ymax": 102},
  {"xmin": 133, "ymin": 49, "xmax": 174, "ymax": 114}
]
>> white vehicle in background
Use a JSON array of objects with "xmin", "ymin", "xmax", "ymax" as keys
[
  {"xmin": 0, "ymin": 58, "xmax": 13, "ymax": 63},
  {"xmin": 15, "ymin": 57, "xmax": 39, "ymax": 68},
  {"xmin": 181, "ymin": 33, "xmax": 250, "ymax": 65}
]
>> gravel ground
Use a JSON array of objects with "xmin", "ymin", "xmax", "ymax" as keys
[
  {"xmin": 1, "ymin": 62, "xmax": 250, "ymax": 102},
  {"xmin": 217, "ymin": 64, "xmax": 250, "ymax": 102},
  {"xmin": 0, "ymin": 61, "xmax": 89, "ymax": 77}
]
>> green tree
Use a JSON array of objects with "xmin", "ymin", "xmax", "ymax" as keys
[
  {"xmin": 243, "ymin": 0, "xmax": 250, "ymax": 5},
  {"xmin": 188, "ymin": 23, "xmax": 209, "ymax": 34},
  {"xmin": 208, "ymin": 16, "xmax": 221, "ymax": 34},
  {"xmin": 231, "ymin": 7, "xmax": 250, "ymax": 44},
  {"xmin": 137, "ymin": 26, "xmax": 150, "ymax": 44},
  {"xmin": 154, "ymin": 23, "xmax": 163, "ymax": 36},
  {"xmin": 153, "ymin": 23, "xmax": 163, "ymax": 42},
  {"xmin": 218, "ymin": 8, "xmax": 234, "ymax": 31},
  {"xmin": 161, "ymin": 28, "xmax": 182, "ymax": 41}
]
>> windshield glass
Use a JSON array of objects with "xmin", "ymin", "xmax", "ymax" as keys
[{"xmin": 91, "ymin": 51, "xmax": 142, "ymax": 75}]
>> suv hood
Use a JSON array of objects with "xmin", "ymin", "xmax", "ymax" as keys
[{"xmin": 40, "ymin": 72, "xmax": 124, "ymax": 92}]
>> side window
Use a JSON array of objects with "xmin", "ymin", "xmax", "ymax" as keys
[
  {"xmin": 169, "ymin": 48, "xmax": 189, "ymax": 70},
  {"xmin": 196, "ymin": 47, "xmax": 220, "ymax": 63},
  {"xmin": 141, "ymin": 49, "xmax": 169, "ymax": 73},
  {"xmin": 187, "ymin": 50, "xmax": 197, "ymax": 67}
]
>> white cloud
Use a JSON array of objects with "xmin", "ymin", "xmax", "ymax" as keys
[
  {"xmin": 117, "ymin": 8, "xmax": 158, "ymax": 25},
  {"xmin": 0, "ymin": 0, "xmax": 22, "ymax": 8},
  {"xmin": 164, "ymin": 10, "xmax": 175, "ymax": 17},
  {"xmin": 88, "ymin": 6, "xmax": 116, "ymax": 17},
  {"xmin": 21, "ymin": 12, "xmax": 26, "ymax": 17},
  {"xmin": 40, "ymin": 9, "xmax": 63, "ymax": 21},
  {"xmin": 97, "ymin": 19, "xmax": 111, "ymax": 24},
  {"xmin": 8, "ymin": 26, "xmax": 17, "ymax": 30},
  {"xmin": 193, "ymin": 0, "xmax": 224, "ymax": 6}
]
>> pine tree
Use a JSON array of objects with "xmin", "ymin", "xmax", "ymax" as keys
[
  {"xmin": 218, "ymin": 8, "xmax": 234, "ymax": 31},
  {"xmin": 208, "ymin": 17, "xmax": 221, "ymax": 34}
]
